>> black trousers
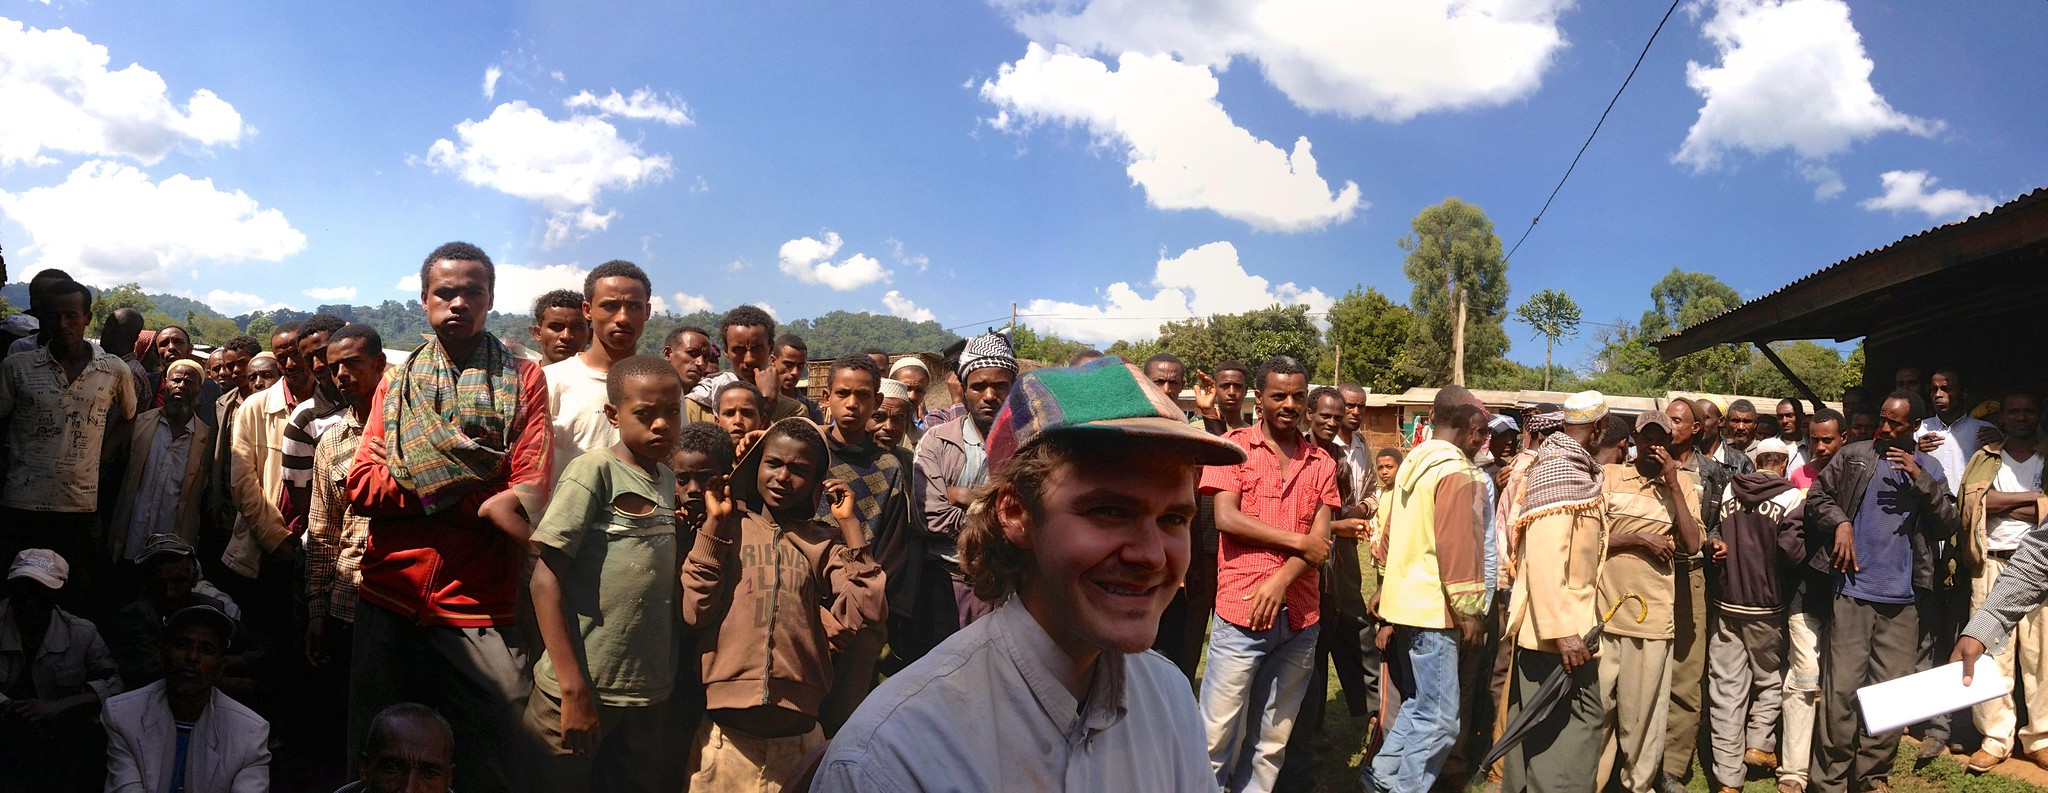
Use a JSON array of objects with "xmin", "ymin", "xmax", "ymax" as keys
[{"xmin": 1812, "ymin": 593, "xmax": 1925, "ymax": 793}]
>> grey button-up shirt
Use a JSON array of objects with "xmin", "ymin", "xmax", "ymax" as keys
[{"xmin": 813, "ymin": 598, "xmax": 1211, "ymax": 792}]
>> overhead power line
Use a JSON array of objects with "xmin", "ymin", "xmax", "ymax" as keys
[{"xmin": 1503, "ymin": 0, "xmax": 1685, "ymax": 263}]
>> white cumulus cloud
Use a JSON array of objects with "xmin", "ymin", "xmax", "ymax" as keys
[
  {"xmin": 482, "ymin": 66, "xmax": 502, "ymax": 100},
  {"xmin": 395, "ymin": 261, "xmax": 588, "ymax": 317},
  {"xmin": 304, "ymin": 286, "xmax": 357, "ymax": 302},
  {"xmin": 200, "ymin": 289, "xmax": 288, "ymax": 314},
  {"xmin": 885, "ymin": 238, "xmax": 930, "ymax": 272},
  {"xmin": 1675, "ymin": 0, "xmax": 1940, "ymax": 187},
  {"xmin": 564, "ymin": 88, "xmax": 692, "ymax": 126},
  {"xmin": 422, "ymin": 101, "xmax": 673, "ymax": 247},
  {"xmin": 1858, "ymin": 170, "xmax": 1996, "ymax": 223},
  {"xmin": 982, "ymin": 44, "xmax": 1362, "ymax": 232},
  {"xmin": 0, "ymin": 160, "xmax": 305, "ymax": 290},
  {"xmin": 1021, "ymin": 240, "xmax": 1332, "ymax": 344},
  {"xmin": 201, "ymin": 290, "xmax": 290, "ymax": 315},
  {"xmin": 0, "ymin": 17, "xmax": 248, "ymax": 166},
  {"xmin": 668, "ymin": 292, "xmax": 714, "ymax": 315},
  {"xmin": 881, "ymin": 290, "xmax": 936, "ymax": 323},
  {"xmin": 777, "ymin": 231, "xmax": 893, "ymax": 291},
  {"xmin": 995, "ymin": 0, "xmax": 1574, "ymax": 122}
]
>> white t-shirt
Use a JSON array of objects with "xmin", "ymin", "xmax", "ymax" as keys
[
  {"xmin": 1918, "ymin": 413, "xmax": 1994, "ymax": 498},
  {"xmin": 544, "ymin": 356, "xmax": 617, "ymax": 487},
  {"xmin": 1987, "ymin": 451, "xmax": 2045, "ymax": 551}
]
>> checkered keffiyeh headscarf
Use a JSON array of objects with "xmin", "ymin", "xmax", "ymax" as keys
[
  {"xmin": 1512, "ymin": 431, "xmax": 1603, "ymax": 533},
  {"xmin": 958, "ymin": 330, "xmax": 1016, "ymax": 377}
]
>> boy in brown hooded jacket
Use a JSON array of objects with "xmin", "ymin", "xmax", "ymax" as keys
[{"xmin": 682, "ymin": 416, "xmax": 886, "ymax": 792}]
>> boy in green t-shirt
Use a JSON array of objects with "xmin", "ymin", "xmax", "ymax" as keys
[{"xmin": 525, "ymin": 355, "xmax": 685, "ymax": 791}]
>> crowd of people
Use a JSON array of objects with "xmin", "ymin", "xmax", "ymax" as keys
[{"xmin": 0, "ymin": 242, "xmax": 2042, "ymax": 793}]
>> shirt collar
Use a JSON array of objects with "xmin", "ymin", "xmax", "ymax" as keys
[
  {"xmin": 157, "ymin": 410, "xmax": 195, "ymax": 434},
  {"xmin": 990, "ymin": 599, "xmax": 1129, "ymax": 741}
]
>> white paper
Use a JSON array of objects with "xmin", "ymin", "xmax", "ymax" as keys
[{"xmin": 1857, "ymin": 661, "xmax": 2011, "ymax": 734}]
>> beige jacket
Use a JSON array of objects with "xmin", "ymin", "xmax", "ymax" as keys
[
  {"xmin": 103, "ymin": 680, "xmax": 270, "ymax": 793},
  {"xmin": 1510, "ymin": 508, "xmax": 1607, "ymax": 651},
  {"xmin": 108, "ymin": 408, "xmax": 215, "ymax": 561},
  {"xmin": 224, "ymin": 382, "xmax": 291, "ymax": 579}
]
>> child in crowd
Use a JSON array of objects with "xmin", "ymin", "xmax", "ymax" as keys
[
  {"xmin": 715, "ymin": 380, "xmax": 767, "ymax": 451},
  {"xmin": 683, "ymin": 417, "xmax": 886, "ymax": 792},
  {"xmin": 674, "ymin": 421, "xmax": 739, "ymax": 536},
  {"xmin": 525, "ymin": 355, "xmax": 685, "ymax": 792}
]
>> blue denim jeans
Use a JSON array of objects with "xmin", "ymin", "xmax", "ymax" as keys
[
  {"xmin": 1363, "ymin": 627, "xmax": 1461, "ymax": 793},
  {"xmin": 1198, "ymin": 612, "xmax": 1321, "ymax": 792}
]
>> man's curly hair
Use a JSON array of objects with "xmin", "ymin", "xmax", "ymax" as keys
[{"xmin": 959, "ymin": 431, "xmax": 1121, "ymax": 602}]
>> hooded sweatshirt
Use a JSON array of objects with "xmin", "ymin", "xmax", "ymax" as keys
[
  {"xmin": 1376, "ymin": 439, "xmax": 1488, "ymax": 630},
  {"xmin": 1713, "ymin": 471, "xmax": 1806, "ymax": 618},
  {"xmin": 682, "ymin": 508, "xmax": 886, "ymax": 737}
]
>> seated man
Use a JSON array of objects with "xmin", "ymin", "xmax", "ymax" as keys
[
  {"xmin": 105, "ymin": 535, "xmax": 269, "ymax": 701},
  {"xmin": 336, "ymin": 703, "xmax": 455, "ymax": 793},
  {"xmin": 815, "ymin": 359, "xmax": 1247, "ymax": 791},
  {"xmin": 102, "ymin": 604, "xmax": 270, "ymax": 792},
  {"xmin": 0, "ymin": 549, "xmax": 123, "ymax": 790}
]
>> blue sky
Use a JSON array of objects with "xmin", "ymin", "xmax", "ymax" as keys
[{"xmin": 2, "ymin": 1, "xmax": 2042, "ymax": 370}]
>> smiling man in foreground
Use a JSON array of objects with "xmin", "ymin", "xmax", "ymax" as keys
[{"xmin": 812, "ymin": 358, "xmax": 1247, "ymax": 791}]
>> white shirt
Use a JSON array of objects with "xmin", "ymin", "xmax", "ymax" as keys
[
  {"xmin": 125, "ymin": 413, "xmax": 197, "ymax": 560},
  {"xmin": 1337, "ymin": 430, "xmax": 1373, "ymax": 509},
  {"xmin": 1918, "ymin": 413, "xmax": 1996, "ymax": 497},
  {"xmin": 544, "ymin": 356, "xmax": 617, "ymax": 487},
  {"xmin": 1988, "ymin": 451, "xmax": 2045, "ymax": 551},
  {"xmin": 812, "ymin": 598, "xmax": 1211, "ymax": 793}
]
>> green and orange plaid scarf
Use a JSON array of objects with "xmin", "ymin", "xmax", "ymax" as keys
[{"xmin": 381, "ymin": 332, "xmax": 525, "ymax": 514}]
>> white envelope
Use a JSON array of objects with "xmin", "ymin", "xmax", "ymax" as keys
[{"xmin": 1857, "ymin": 661, "xmax": 2012, "ymax": 734}]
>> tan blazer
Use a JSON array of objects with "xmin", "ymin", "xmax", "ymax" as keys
[
  {"xmin": 224, "ymin": 383, "xmax": 290, "ymax": 579},
  {"xmin": 1510, "ymin": 508, "xmax": 1607, "ymax": 651},
  {"xmin": 103, "ymin": 680, "xmax": 270, "ymax": 793},
  {"xmin": 107, "ymin": 408, "xmax": 214, "ymax": 561}
]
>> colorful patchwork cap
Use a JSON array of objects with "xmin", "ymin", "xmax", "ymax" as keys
[{"xmin": 987, "ymin": 357, "xmax": 1248, "ymax": 468}]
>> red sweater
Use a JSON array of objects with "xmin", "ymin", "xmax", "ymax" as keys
[{"xmin": 345, "ymin": 358, "xmax": 552, "ymax": 627}]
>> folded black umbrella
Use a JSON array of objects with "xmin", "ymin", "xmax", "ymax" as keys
[{"xmin": 1480, "ymin": 593, "xmax": 1647, "ymax": 767}]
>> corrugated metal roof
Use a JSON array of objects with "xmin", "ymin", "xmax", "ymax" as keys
[{"xmin": 1660, "ymin": 187, "xmax": 2048, "ymax": 342}]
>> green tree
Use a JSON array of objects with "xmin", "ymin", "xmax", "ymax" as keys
[
  {"xmin": 1009, "ymin": 325, "xmax": 1091, "ymax": 366},
  {"xmin": 783, "ymin": 311, "xmax": 960, "ymax": 358},
  {"xmin": 1641, "ymin": 268, "xmax": 1747, "ymax": 391},
  {"xmin": 1400, "ymin": 198, "xmax": 1510, "ymax": 386},
  {"xmin": 1156, "ymin": 316, "xmax": 1227, "ymax": 376},
  {"xmin": 1741, "ymin": 340, "xmax": 1851, "ymax": 401},
  {"xmin": 1513, "ymin": 288, "xmax": 1582, "ymax": 391},
  {"xmin": 1151, "ymin": 305, "xmax": 1322, "ymax": 378},
  {"xmin": 1318, "ymin": 286, "xmax": 1416, "ymax": 393},
  {"xmin": 90, "ymin": 283, "xmax": 160, "ymax": 337},
  {"xmin": 245, "ymin": 315, "xmax": 278, "ymax": 345},
  {"xmin": 1584, "ymin": 316, "xmax": 1663, "ymax": 397},
  {"xmin": 1474, "ymin": 360, "xmax": 1580, "ymax": 392},
  {"xmin": 187, "ymin": 312, "xmax": 242, "ymax": 346},
  {"xmin": 1218, "ymin": 305, "xmax": 1321, "ymax": 370},
  {"xmin": 1105, "ymin": 338, "xmax": 1163, "ymax": 365}
]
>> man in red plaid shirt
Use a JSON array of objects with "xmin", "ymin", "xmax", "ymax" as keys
[{"xmin": 1196, "ymin": 356, "xmax": 1339, "ymax": 792}]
